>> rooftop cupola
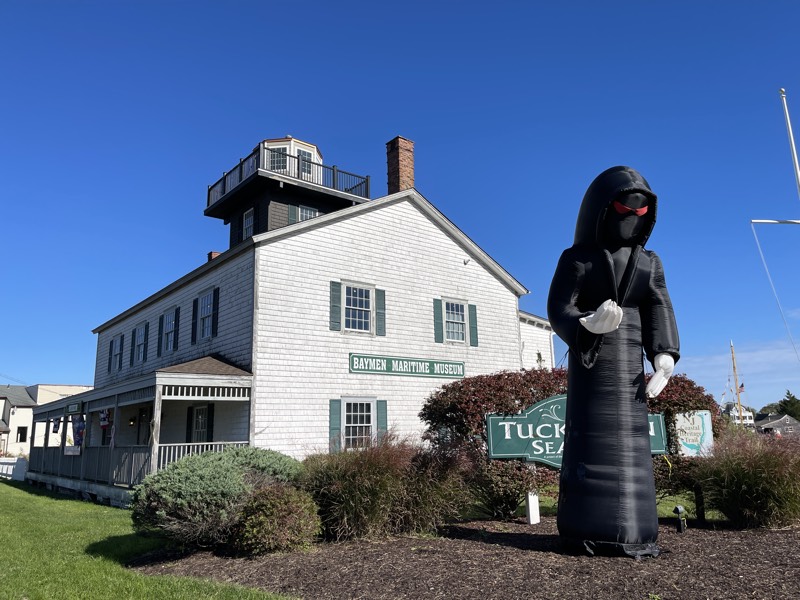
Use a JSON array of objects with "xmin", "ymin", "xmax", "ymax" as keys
[{"xmin": 204, "ymin": 136, "xmax": 371, "ymax": 249}]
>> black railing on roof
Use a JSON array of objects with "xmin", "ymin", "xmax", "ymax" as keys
[{"xmin": 208, "ymin": 145, "xmax": 370, "ymax": 207}]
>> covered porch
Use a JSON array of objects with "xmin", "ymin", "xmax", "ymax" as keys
[{"xmin": 27, "ymin": 357, "xmax": 252, "ymax": 503}]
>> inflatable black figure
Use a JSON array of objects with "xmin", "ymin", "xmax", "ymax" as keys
[{"xmin": 547, "ymin": 166, "xmax": 680, "ymax": 558}]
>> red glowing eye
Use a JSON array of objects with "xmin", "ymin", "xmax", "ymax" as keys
[{"xmin": 612, "ymin": 201, "xmax": 648, "ymax": 216}]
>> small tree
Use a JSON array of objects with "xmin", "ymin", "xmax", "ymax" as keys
[
  {"xmin": 419, "ymin": 368, "xmax": 566, "ymax": 518},
  {"xmin": 778, "ymin": 390, "xmax": 800, "ymax": 421}
]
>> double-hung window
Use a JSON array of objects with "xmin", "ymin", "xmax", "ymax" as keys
[
  {"xmin": 329, "ymin": 281, "xmax": 385, "ymax": 336},
  {"xmin": 345, "ymin": 285, "xmax": 372, "ymax": 332},
  {"xmin": 445, "ymin": 301, "xmax": 466, "ymax": 342},
  {"xmin": 433, "ymin": 298, "xmax": 478, "ymax": 346},
  {"xmin": 158, "ymin": 307, "xmax": 180, "ymax": 356},
  {"xmin": 108, "ymin": 333, "xmax": 125, "ymax": 372},
  {"xmin": 299, "ymin": 205, "xmax": 318, "ymax": 221},
  {"xmin": 242, "ymin": 208, "xmax": 254, "ymax": 238},
  {"xmin": 199, "ymin": 291, "xmax": 214, "ymax": 339},
  {"xmin": 130, "ymin": 322, "xmax": 149, "ymax": 365},
  {"xmin": 192, "ymin": 288, "xmax": 219, "ymax": 344},
  {"xmin": 329, "ymin": 398, "xmax": 388, "ymax": 452}
]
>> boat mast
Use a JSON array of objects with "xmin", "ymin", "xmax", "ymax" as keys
[
  {"xmin": 779, "ymin": 88, "xmax": 800, "ymax": 202},
  {"xmin": 730, "ymin": 340, "xmax": 743, "ymax": 425}
]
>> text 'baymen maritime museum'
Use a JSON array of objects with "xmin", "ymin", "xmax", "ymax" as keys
[{"xmin": 28, "ymin": 136, "xmax": 554, "ymax": 502}]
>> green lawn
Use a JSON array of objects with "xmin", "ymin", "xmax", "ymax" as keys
[{"xmin": 0, "ymin": 481, "xmax": 290, "ymax": 600}]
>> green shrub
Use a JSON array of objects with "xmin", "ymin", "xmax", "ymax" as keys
[
  {"xmin": 300, "ymin": 435, "xmax": 466, "ymax": 540},
  {"xmin": 469, "ymin": 458, "xmax": 537, "ymax": 519},
  {"xmin": 131, "ymin": 447, "xmax": 302, "ymax": 547},
  {"xmin": 695, "ymin": 428, "xmax": 800, "ymax": 528},
  {"xmin": 229, "ymin": 483, "xmax": 321, "ymax": 555}
]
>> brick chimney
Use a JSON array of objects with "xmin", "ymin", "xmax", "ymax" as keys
[
  {"xmin": 207, "ymin": 251, "xmax": 221, "ymax": 262},
  {"xmin": 386, "ymin": 136, "xmax": 414, "ymax": 194}
]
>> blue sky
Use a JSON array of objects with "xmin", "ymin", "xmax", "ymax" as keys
[{"xmin": 3, "ymin": 1, "xmax": 800, "ymax": 410}]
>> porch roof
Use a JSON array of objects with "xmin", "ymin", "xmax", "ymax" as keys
[{"xmin": 32, "ymin": 356, "xmax": 252, "ymax": 421}]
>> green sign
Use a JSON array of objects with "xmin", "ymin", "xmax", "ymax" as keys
[
  {"xmin": 486, "ymin": 394, "xmax": 667, "ymax": 468},
  {"xmin": 349, "ymin": 353, "xmax": 465, "ymax": 378},
  {"xmin": 65, "ymin": 401, "xmax": 83, "ymax": 415}
]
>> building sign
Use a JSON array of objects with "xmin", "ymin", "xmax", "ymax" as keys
[
  {"xmin": 486, "ymin": 394, "xmax": 667, "ymax": 468},
  {"xmin": 675, "ymin": 410, "xmax": 713, "ymax": 457},
  {"xmin": 65, "ymin": 401, "xmax": 83, "ymax": 415},
  {"xmin": 349, "ymin": 353, "xmax": 465, "ymax": 378}
]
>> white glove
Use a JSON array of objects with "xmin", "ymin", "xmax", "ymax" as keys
[
  {"xmin": 646, "ymin": 353, "xmax": 675, "ymax": 398},
  {"xmin": 579, "ymin": 299, "xmax": 623, "ymax": 334}
]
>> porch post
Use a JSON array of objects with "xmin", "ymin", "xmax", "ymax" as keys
[
  {"xmin": 80, "ymin": 412, "xmax": 92, "ymax": 481},
  {"xmin": 149, "ymin": 385, "xmax": 162, "ymax": 475},
  {"xmin": 41, "ymin": 419, "xmax": 50, "ymax": 473},
  {"xmin": 29, "ymin": 420, "xmax": 37, "ymax": 463},
  {"xmin": 57, "ymin": 413, "xmax": 67, "ymax": 477},
  {"xmin": 108, "ymin": 394, "xmax": 119, "ymax": 485}
]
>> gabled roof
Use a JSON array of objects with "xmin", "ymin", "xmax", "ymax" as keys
[
  {"xmin": 755, "ymin": 413, "xmax": 800, "ymax": 428},
  {"xmin": 0, "ymin": 385, "xmax": 35, "ymax": 407},
  {"xmin": 252, "ymin": 188, "xmax": 529, "ymax": 297},
  {"xmin": 95, "ymin": 187, "xmax": 528, "ymax": 333}
]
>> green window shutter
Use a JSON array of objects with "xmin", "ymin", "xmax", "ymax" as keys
[
  {"xmin": 288, "ymin": 204, "xmax": 298, "ymax": 224},
  {"xmin": 211, "ymin": 287, "xmax": 220, "ymax": 337},
  {"xmin": 118, "ymin": 334, "xmax": 124, "ymax": 369},
  {"xmin": 433, "ymin": 299, "xmax": 443, "ymax": 343},
  {"xmin": 191, "ymin": 298, "xmax": 198, "ymax": 344},
  {"xmin": 468, "ymin": 304, "xmax": 479, "ymax": 347},
  {"xmin": 129, "ymin": 328, "xmax": 136, "ymax": 366},
  {"xmin": 107, "ymin": 340, "xmax": 114, "ymax": 373},
  {"xmin": 377, "ymin": 400, "xmax": 387, "ymax": 441},
  {"xmin": 375, "ymin": 288, "xmax": 386, "ymax": 336},
  {"xmin": 143, "ymin": 322, "xmax": 149, "ymax": 362},
  {"xmin": 329, "ymin": 399, "xmax": 342, "ymax": 453},
  {"xmin": 157, "ymin": 315, "xmax": 164, "ymax": 357},
  {"xmin": 173, "ymin": 307, "xmax": 180, "ymax": 350},
  {"xmin": 329, "ymin": 281, "xmax": 342, "ymax": 331}
]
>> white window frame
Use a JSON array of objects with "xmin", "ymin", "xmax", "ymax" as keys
[
  {"xmin": 199, "ymin": 289, "xmax": 215, "ymax": 340},
  {"xmin": 134, "ymin": 323, "xmax": 147, "ymax": 363},
  {"xmin": 299, "ymin": 205, "xmax": 318, "ymax": 221},
  {"xmin": 342, "ymin": 398, "xmax": 376, "ymax": 450},
  {"xmin": 242, "ymin": 208, "xmax": 254, "ymax": 238},
  {"xmin": 444, "ymin": 299, "xmax": 467, "ymax": 343},
  {"xmin": 113, "ymin": 334, "xmax": 124, "ymax": 370},
  {"xmin": 162, "ymin": 308, "xmax": 177, "ymax": 353},
  {"xmin": 343, "ymin": 283, "xmax": 374, "ymax": 334},
  {"xmin": 269, "ymin": 146, "xmax": 288, "ymax": 171}
]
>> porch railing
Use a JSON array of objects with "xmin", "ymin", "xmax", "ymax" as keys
[
  {"xmin": 157, "ymin": 441, "xmax": 249, "ymax": 470},
  {"xmin": 208, "ymin": 145, "xmax": 370, "ymax": 207},
  {"xmin": 29, "ymin": 441, "xmax": 248, "ymax": 488}
]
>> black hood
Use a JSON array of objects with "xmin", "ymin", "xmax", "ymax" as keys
[{"xmin": 573, "ymin": 166, "xmax": 657, "ymax": 247}]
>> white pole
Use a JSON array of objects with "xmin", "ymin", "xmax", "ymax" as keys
[{"xmin": 779, "ymin": 88, "xmax": 800, "ymax": 203}]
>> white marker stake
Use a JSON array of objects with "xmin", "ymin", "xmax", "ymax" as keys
[{"xmin": 526, "ymin": 492, "xmax": 540, "ymax": 525}]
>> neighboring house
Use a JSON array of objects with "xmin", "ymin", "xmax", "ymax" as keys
[
  {"xmin": 720, "ymin": 402, "xmax": 755, "ymax": 427},
  {"xmin": 754, "ymin": 413, "xmax": 800, "ymax": 437},
  {"xmin": 28, "ymin": 135, "xmax": 553, "ymax": 502},
  {"xmin": 0, "ymin": 384, "xmax": 92, "ymax": 456},
  {"xmin": 519, "ymin": 310, "xmax": 555, "ymax": 370}
]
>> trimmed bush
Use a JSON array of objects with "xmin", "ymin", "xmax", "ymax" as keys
[
  {"xmin": 131, "ymin": 447, "xmax": 302, "ymax": 547},
  {"xmin": 694, "ymin": 427, "xmax": 800, "ymax": 528},
  {"xmin": 300, "ymin": 435, "xmax": 466, "ymax": 541},
  {"xmin": 229, "ymin": 483, "xmax": 321, "ymax": 555},
  {"xmin": 469, "ymin": 458, "xmax": 536, "ymax": 519}
]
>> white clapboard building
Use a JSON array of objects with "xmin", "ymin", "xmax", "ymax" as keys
[{"xmin": 28, "ymin": 136, "xmax": 553, "ymax": 502}]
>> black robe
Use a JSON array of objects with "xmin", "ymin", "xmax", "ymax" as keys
[{"xmin": 547, "ymin": 166, "xmax": 680, "ymax": 557}]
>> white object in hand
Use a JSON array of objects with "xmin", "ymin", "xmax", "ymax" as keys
[
  {"xmin": 579, "ymin": 299, "xmax": 623, "ymax": 334},
  {"xmin": 645, "ymin": 353, "xmax": 675, "ymax": 398}
]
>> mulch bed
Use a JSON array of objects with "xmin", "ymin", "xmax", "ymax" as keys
[{"xmin": 131, "ymin": 516, "xmax": 800, "ymax": 600}]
